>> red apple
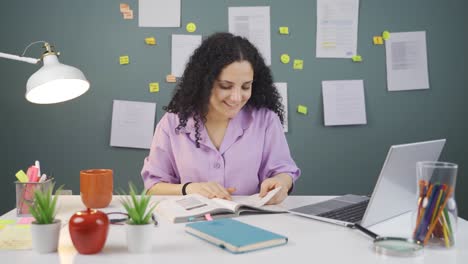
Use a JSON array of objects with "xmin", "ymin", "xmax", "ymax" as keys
[{"xmin": 69, "ymin": 208, "xmax": 109, "ymax": 254}]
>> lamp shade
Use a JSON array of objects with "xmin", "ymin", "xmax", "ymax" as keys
[{"xmin": 26, "ymin": 54, "xmax": 89, "ymax": 104}]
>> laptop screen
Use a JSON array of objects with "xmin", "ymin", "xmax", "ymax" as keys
[{"xmin": 361, "ymin": 139, "xmax": 445, "ymax": 227}]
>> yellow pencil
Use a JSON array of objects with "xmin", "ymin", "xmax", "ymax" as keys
[
  {"xmin": 424, "ymin": 187, "xmax": 453, "ymax": 245},
  {"xmin": 441, "ymin": 216, "xmax": 450, "ymax": 248}
]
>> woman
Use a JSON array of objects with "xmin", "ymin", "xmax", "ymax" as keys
[{"xmin": 141, "ymin": 32, "xmax": 300, "ymax": 204}]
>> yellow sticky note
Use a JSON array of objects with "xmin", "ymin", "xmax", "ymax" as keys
[
  {"xmin": 0, "ymin": 220, "xmax": 16, "ymax": 225},
  {"xmin": 123, "ymin": 10, "xmax": 133, "ymax": 20},
  {"xmin": 186, "ymin": 22, "xmax": 197, "ymax": 33},
  {"xmin": 280, "ymin": 54, "xmax": 290, "ymax": 64},
  {"xmin": 293, "ymin": 59, "xmax": 304, "ymax": 70},
  {"xmin": 149, "ymin": 82, "xmax": 159, "ymax": 93},
  {"xmin": 145, "ymin": 37, "xmax": 156, "ymax": 45},
  {"xmin": 382, "ymin": 30, "xmax": 390, "ymax": 40},
  {"xmin": 119, "ymin": 55, "xmax": 129, "ymax": 65},
  {"xmin": 279, "ymin": 27, "xmax": 289, "ymax": 35},
  {"xmin": 120, "ymin": 3, "xmax": 130, "ymax": 13},
  {"xmin": 0, "ymin": 225, "xmax": 32, "ymax": 250},
  {"xmin": 373, "ymin": 36, "xmax": 383, "ymax": 45},
  {"xmin": 15, "ymin": 170, "xmax": 28, "ymax": 183},
  {"xmin": 166, "ymin": 74, "xmax": 177, "ymax": 83},
  {"xmin": 297, "ymin": 105, "xmax": 308, "ymax": 115},
  {"xmin": 351, "ymin": 55, "xmax": 362, "ymax": 62}
]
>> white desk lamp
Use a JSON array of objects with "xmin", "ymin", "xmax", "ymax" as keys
[{"xmin": 0, "ymin": 41, "xmax": 89, "ymax": 104}]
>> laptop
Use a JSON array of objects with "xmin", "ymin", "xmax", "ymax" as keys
[{"xmin": 288, "ymin": 139, "xmax": 446, "ymax": 227}]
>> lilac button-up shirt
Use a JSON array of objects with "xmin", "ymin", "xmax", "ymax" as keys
[{"xmin": 141, "ymin": 107, "xmax": 301, "ymax": 195}]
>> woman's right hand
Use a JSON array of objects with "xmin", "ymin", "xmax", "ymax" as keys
[{"xmin": 185, "ymin": 182, "xmax": 236, "ymax": 200}]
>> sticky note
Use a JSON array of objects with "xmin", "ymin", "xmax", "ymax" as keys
[
  {"xmin": 0, "ymin": 220, "xmax": 15, "ymax": 225},
  {"xmin": 120, "ymin": 3, "xmax": 130, "ymax": 13},
  {"xmin": 15, "ymin": 170, "xmax": 29, "ymax": 183},
  {"xmin": 0, "ymin": 225, "xmax": 32, "ymax": 250},
  {"xmin": 149, "ymin": 82, "xmax": 159, "ymax": 93},
  {"xmin": 280, "ymin": 54, "xmax": 290, "ymax": 64},
  {"xmin": 293, "ymin": 59, "xmax": 304, "ymax": 70},
  {"xmin": 145, "ymin": 37, "xmax": 156, "ymax": 45},
  {"xmin": 204, "ymin": 214, "xmax": 213, "ymax": 221},
  {"xmin": 17, "ymin": 217, "xmax": 34, "ymax": 225},
  {"xmin": 166, "ymin": 74, "xmax": 177, "ymax": 83},
  {"xmin": 186, "ymin": 22, "xmax": 197, "ymax": 33},
  {"xmin": 382, "ymin": 30, "xmax": 390, "ymax": 40},
  {"xmin": 123, "ymin": 10, "xmax": 133, "ymax": 20},
  {"xmin": 373, "ymin": 36, "xmax": 383, "ymax": 45},
  {"xmin": 119, "ymin": 55, "xmax": 129, "ymax": 65},
  {"xmin": 279, "ymin": 27, "xmax": 289, "ymax": 35},
  {"xmin": 297, "ymin": 105, "xmax": 308, "ymax": 115},
  {"xmin": 351, "ymin": 55, "xmax": 362, "ymax": 62}
]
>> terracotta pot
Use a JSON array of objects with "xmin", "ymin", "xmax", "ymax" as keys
[
  {"xmin": 69, "ymin": 208, "xmax": 109, "ymax": 254},
  {"xmin": 80, "ymin": 169, "xmax": 113, "ymax": 208}
]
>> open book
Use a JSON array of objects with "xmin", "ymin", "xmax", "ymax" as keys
[{"xmin": 156, "ymin": 188, "xmax": 286, "ymax": 223}]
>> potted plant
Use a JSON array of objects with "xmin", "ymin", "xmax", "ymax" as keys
[
  {"xmin": 28, "ymin": 183, "xmax": 62, "ymax": 253},
  {"xmin": 119, "ymin": 183, "xmax": 157, "ymax": 253}
]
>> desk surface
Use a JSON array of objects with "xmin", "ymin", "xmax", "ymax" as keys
[{"xmin": 1, "ymin": 195, "xmax": 467, "ymax": 264}]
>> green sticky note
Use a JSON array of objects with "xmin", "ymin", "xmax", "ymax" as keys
[
  {"xmin": 0, "ymin": 220, "xmax": 16, "ymax": 225},
  {"xmin": 149, "ymin": 82, "xmax": 159, "ymax": 93},
  {"xmin": 352, "ymin": 55, "xmax": 362, "ymax": 62},
  {"xmin": 382, "ymin": 30, "xmax": 390, "ymax": 40},
  {"xmin": 15, "ymin": 170, "xmax": 28, "ymax": 182},
  {"xmin": 119, "ymin": 55, "xmax": 129, "ymax": 65},
  {"xmin": 280, "ymin": 54, "xmax": 290, "ymax": 64},
  {"xmin": 186, "ymin": 22, "xmax": 197, "ymax": 33},
  {"xmin": 279, "ymin": 27, "xmax": 289, "ymax": 35},
  {"xmin": 293, "ymin": 59, "xmax": 304, "ymax": 70},
  {"xmin": 297, "ymin": 105, "xmax": 308, "ymax": 115}
]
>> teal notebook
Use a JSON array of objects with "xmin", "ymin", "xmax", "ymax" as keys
[{"xmin": 185, "ymin": 218, "xmax": 288, "ymax": 253}]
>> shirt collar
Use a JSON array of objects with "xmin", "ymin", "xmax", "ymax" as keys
[
  {"xmin": 181, "ymin": 107, "xmax": 254, "ymax": 152},
  {"xmin": 181, "ymin": 106, "xmax": 254, "ymax": 134}
]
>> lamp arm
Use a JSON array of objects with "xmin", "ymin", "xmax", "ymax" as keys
[{"xmin": 0, "ymin": 52, "xmax": 39, "ymax": 64}]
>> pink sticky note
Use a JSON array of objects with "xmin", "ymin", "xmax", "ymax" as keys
[
  {"xmin": 17, "ymin": 217, "xmax": 35, "ymax": 224},
  {"xmin": 204, "ymin": 214, "xmax": 213, "ymax": 221}
]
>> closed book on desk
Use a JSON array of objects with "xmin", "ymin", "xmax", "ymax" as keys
[{"xmin": 185, "ymin": 218, "xmax": 288, "ymax": 254}]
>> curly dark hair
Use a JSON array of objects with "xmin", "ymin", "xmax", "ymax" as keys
[{"xmin": 164, "ymin": 32, "xmax": 284, "ymax": 147}]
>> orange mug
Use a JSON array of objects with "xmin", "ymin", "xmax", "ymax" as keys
[{"xmin": 80, "ymin": 169, "xmax": 113, "ymax": 208}]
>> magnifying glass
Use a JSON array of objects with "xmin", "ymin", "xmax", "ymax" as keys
[{"xmin": 350, "ymin": 223, "xmax": 424, "ymax": 257}]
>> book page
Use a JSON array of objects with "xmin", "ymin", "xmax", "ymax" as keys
[
  {"xmin": 235, "ymin": 187, "xmax": 282, "ymax": 208},
  {"xmin": 156, "ymin": 194, "xmax": 234, "ymax": 222},
  {"xmin": 211, "ymin": 198, "xmax": 241, "ymax": 212}
]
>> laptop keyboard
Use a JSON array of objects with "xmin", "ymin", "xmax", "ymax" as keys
[{"xmin": 317, "ymin": 199, "xmax": 369, "ymax": 223}]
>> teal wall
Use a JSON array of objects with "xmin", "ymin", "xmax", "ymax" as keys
[{"xmin": 1, "ymin": 0, "xmax": 467, "ymax": 218}]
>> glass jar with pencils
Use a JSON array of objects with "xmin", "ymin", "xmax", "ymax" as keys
[{"xmin": 413, "ymin": 161, "xmax": 458, "ymax": 248}]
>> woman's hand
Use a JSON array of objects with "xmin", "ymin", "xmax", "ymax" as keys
[
  {"xmin": 259, "ymin": 173, "xmax": 293, "ymax": 205},
  {"xmin": 186, "ymin": 182, "xmax": 236, "ymax": 200}
]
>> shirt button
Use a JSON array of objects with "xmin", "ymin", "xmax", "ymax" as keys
[{"xmin": 214, "ymin": 163, "xmax": 221, "ymax": 169}]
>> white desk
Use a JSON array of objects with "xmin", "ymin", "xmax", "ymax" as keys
[{"xmin": 1, "ymin": 196, "xmax": 467, "ymax": 263}]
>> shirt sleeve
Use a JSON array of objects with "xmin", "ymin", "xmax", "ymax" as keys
[
  {"xmin": 258, "ymin": 110, "xmax": 301, "ymax": 183},
  {"xmin": 141, "ymin": 114, "xmax": 180, "ymax": 190}
]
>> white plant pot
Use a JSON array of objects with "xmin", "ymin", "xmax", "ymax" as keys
[
  {"xmin": 31, "ymin": 219, "xmax": 61, "ymax": 253},
  {"xmin": 126, "ymin": 223, "xmax": 154, "ymax": 253}
]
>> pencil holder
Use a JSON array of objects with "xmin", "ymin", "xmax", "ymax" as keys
[
  {"xmin": 15, "ymin": 179, "xmax": 53, "ymax": 216},
  {"xmin": 412, "ymin": 161, "xmax": 457, "ymax": 248}
]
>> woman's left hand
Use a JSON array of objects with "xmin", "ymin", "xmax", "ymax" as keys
[{"xmin": 259, "ymin": 173, "xmax": 293, "ymax": 205}]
